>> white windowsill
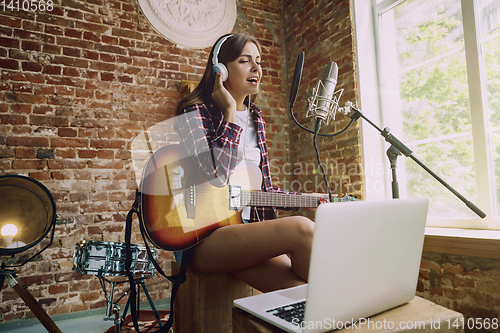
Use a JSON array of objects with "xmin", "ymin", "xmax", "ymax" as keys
[{"xmin": 423, "ymin": 227, "xmax": 500, "ymax": 259}]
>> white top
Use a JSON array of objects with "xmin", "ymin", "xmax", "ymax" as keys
[
  {"xmin": 233, "ymin": 106, "xmax": 262, "ymax": 220},
  {"xmin": 234, "ymin": 106, "xmax": 261, "ymax": 166}
]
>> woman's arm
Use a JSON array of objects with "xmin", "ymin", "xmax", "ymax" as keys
[{"xmin": 176, "ymin": 104, "xmax": 242, "ymax": 186}]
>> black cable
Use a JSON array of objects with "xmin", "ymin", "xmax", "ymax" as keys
[
  {"xmin": 313, "ymin": 118, "xmax": 333, "ymax": 202},
  {"xmin": 290, "ymin": 106, "xmax": 356, "ymax": 137}
]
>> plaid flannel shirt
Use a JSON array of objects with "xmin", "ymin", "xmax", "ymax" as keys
[{"xmin": 175, "ymin": 102, "xmax": 291, "ymax": 222}]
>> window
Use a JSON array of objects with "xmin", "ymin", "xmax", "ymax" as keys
[{"xmin": 353, "ymin": 0, "xmax": 500, "ymax": 229}]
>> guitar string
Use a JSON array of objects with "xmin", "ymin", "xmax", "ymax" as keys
[{"xmin": 169, "ymin": 187, "xmax": 332, "ymax": 207}]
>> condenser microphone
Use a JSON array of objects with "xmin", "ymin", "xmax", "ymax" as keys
[{"xmin": 306, "ymin": 61, "xmax": 341, "ymax": 124}]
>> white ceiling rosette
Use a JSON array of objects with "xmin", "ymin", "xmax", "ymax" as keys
[{"xmin": 138, "ymin": 0, "xmax": 237, "ymax": 49}]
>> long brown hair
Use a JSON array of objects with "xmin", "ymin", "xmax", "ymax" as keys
[{"xmin": 176, "ymin": 33, "xmax": 262, "ymax": 116}]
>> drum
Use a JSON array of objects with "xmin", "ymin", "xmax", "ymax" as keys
[{"xmin": 72, "ymin": 240, "xmax": 157, "ymax": 277}]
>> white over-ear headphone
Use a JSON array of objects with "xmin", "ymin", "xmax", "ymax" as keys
[{"xmin": 212, "ymin": 34, "xmax": 233, "ymax": 82}]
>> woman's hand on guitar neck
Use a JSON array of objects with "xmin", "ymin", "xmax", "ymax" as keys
[{"xmin": 301, "ymin": 192, "xmax": 330, "ymax": 212}]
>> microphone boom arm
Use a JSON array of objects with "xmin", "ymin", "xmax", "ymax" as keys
[{"xmin": 348, "ymin": 105, "xmax": 486, "ymax": 219}]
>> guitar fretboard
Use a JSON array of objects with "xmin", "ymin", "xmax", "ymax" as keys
[{"xmin": 242, "ymin": 191, "xmax": 327, "ymax": 208}]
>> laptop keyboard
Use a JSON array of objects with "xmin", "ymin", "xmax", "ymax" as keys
[{"xmin": 266, "ymin": 300, "xmax": 306, "ymax": 324}]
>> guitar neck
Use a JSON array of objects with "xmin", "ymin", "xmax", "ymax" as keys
[{"xmin": 241, "ymin": 191, "xmax": 350, "ymax": 208}]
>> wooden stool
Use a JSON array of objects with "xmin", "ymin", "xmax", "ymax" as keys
[
  {"xmin": 171, "ymin": 261, "xmax": 261, "ymax": 333},
  {"xmin": 232, "ymin": 296, "xmax": 464, "ymax": 333}
]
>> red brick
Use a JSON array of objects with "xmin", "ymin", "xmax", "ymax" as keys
[
  {"xmin": 90, "ymin": 61, "xmax": 117, "ymax": 71},
  {"xmin": 45, "ymin": 25, "xmax": 64, "ymax": 36},
  {"xmin": 0, "ymin": 114, "xmax": 27, "ymax": 124},
  {"xmin": 55, "ymin": 149, "xmax": 77, "ymax": 159},
  {"xmin": 129, "ymin": 49, "xmax": 158, "ymax": 59},
  {"xmin": 4, "ymin": 92, "xmax": 45, "ymax": 104},
  {"xmin": 22, "ymin": 62, "xmax": 43, "ymax": 72},
  {"xmin": 7, "ymin": 136, "xmax": 49, "ymax": 147},
  {"xmin": 31, "ymin": 115, "xmax": 69, "ymax": 127},
  {"xmin": 0, "ymin": 59, "xmax": 19, "ymax": 70},
  {"xmin": 81, "ymin": 69, "xmax": 99, "ymax": 79},
  {"xmin": 44, "ymin": 65, "xmax": 62, "ymax": 75},
  {"xmin": 29, "ymin": 171, "xmax": 51, "ymax": 180},
  {"xmin": 97, "ymin": 150, "xmax": 113, "ymax": 159},
  {"xmin": 80, "ymin": 291, "xmax": 101, "ymax": 302},
  {"xmin": 120, "ymin": 20, "xmax": 135, "ymax": 30},
  {"xmin": 51, "ymin": 137, "xmax": 88, "ymax": 147},
  {"xmin": 14, "ymin": 29, "xmax": 54, "ymax": 43},
  {"xmin": 2, "ymin": 71, "xmax": 25, "ymax": 81},
  {"xmin": 78, "ymin": 149, "xmax": 97, "ymax": 158},
  {"xmin": 82, "ymin": 49, "xmax": 99, "ymax": 60},
  {"xmin": 12, "ymin": 82, "xmax": 32, "ymax": 93},
  {"xmin": 21, "ymin": 40, "xmax": 41, "ymax": 51},
  {"xmin": 102, "ymin": 35, "xmax": 118, "ymax": 45},
  {"xmin": 15, "ymin": 148, "xmax": 36, "ymax": 158},
  {"xmin": 83, "ymin": 31, "xmax": 100, "ymax": 42},
  {"xmin": 62, "ymin": 67, "xmax": 80, "ymax": 77},
  {"xmin": 66, "ymin": 9, "xmax": 84, "ymax": 19},
  {"xmin": 0, "ymin": 14, "xmax": 22, "ymax": 28},
  {"xmin": 100, "ymin": 53, "xmax": 116, "ymax": 62},
  {"xmin": 64, "ymin": 28, "xmax": 82, "ymax": 38},
  {"xmin": 63, "ymin": 47, "xmax": 81, "ymax": 57},
  {"xmin": 90, "ymin": 139, "xmax": 125, "ymax": 149},
  {"xmin": 87, "ymin": 159, "xmax": 124, "ymax": 169},
  {"xmin": 112, "ymin": 27, "xmax": 143, "ymax": 40},
  {"xmin": 51, "ymin": 55, "xmax": 89, "ymax": 68},
  {"xmin": 46, "ymin": 77, "xmax": 85, "ymax": 88},
  {"xmin": 55, "ymin": 272, "xmax": 88, "ymax": 283},
  {"xmin": 58, "ymin": 128, "xmax": 78, "ymax": 137},
  {"xmin": 100, "ymin": 72, "xmax": 115, "ymax": 81},
  {"xmin": 51, "ymin": 171, "xmax": 71, "ymax": 180},
  {"xmin": 118, "ymin": 75, "xmax": 133, "ymax": 83},
  {"xmin": 49, "ymin": 284, "xmax": 69, "ymax": 295},
  {"xmin": 24, "ymin": 73, "xmax": 44, "ymax": 83},
  {"xmin": 84, "ymin": 12, "xmax": 101, "ymax": 23},
  {"xmin": 12, "ymin": 159, "xmax": 47, "ymax": 169},
  {"xmin": 61, "ymin": 0, "xmax": 95, "ymax": 13},
  {"xmin": 43, "ymin": 43, "xmax": 62, "ymax": 54},
  {"xmin": 75, "ymin": 21, "xmax": 108, "ymax": 33},
  {"xmin": 0, "ymin": 36, "xmax": 20, "ymax": 48},
  {"xmin": 119, "ymin": 38, "xmax": 134, "ymax": 49},
  {"xmin": 33, "ymin": 105, "xmax": 54, "ymax": 114},
  {"xmin": 48, "ymin": 160, "xmax": 87, "ymax": 169},
  {"xmin": 75, "ymin": 88, "xmax": 93, "ymax": 98}
]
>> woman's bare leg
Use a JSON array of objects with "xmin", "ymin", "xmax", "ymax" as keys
[
  {"xmin": 189, "ymin": 215, "xmax": 314, "ymax": 292},
  {"xmin": 230, "ymin": 254, "xmax": 306, "ymax": 292}
]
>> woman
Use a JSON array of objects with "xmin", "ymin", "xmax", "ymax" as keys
[{"xmin": 175, "ymin": 33, "xmax": 318, "ymax": 292}]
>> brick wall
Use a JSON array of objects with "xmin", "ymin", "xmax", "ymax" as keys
[
  {"xmin": 282, "ymin": 0, "xmax": 362, "ymax": 212},
  {"xmin": 418, "ymin": 252, "xmax": 500, "ymax": 332},
  {"xmin": 4, "ymin": 0, "xmax": 498, "ymax": 330},
  {"xmin": 0, "ymin": 0, "xmax": 292, "ymax": 322}
]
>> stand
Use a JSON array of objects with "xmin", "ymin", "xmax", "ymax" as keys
[
  {"xmin": 0, "ymin": 269, "xmax": 62, "ymax": 333},
  {"xmin": 98, "ymin": 275, "xmax": 163, "ymax": 332},
  {"xmin": 348, "ymin": 105, "xmax": 486, "ymax": 218}
]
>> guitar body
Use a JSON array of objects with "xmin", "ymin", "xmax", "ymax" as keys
[
  {"xmin": 140, "ymin": 144, "xmax": 259, "ymax": 251},
  {"xmin": 140, "ymin": 144, "xmax": 358, "ymax": 251}
]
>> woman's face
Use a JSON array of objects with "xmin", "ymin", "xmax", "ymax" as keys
[{"xmin": 224, "ymin": 41, "xmax": 262, "ymax": 103}]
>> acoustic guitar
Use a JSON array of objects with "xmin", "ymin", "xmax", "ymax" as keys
[{"xmin": 140, "ymin": 144, "xmax": 357, "ymax": 251}]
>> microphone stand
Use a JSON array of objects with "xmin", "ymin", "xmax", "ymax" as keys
[
  {"xmin": 347, "ymin": 105, "xmax": 486, "ymax": 218},
  {"xmin": 286, "ymin": 51, "xmax": 484, "ymax": 218}
]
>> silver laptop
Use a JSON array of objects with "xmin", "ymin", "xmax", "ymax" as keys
[{"xmin": 233, "ymin": 198, "xmax": 428, "ymax": 333}]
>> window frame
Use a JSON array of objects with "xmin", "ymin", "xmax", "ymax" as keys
[{"xmin": 352, "ymin": 0, "xmax": 500, "ymax": 230}]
